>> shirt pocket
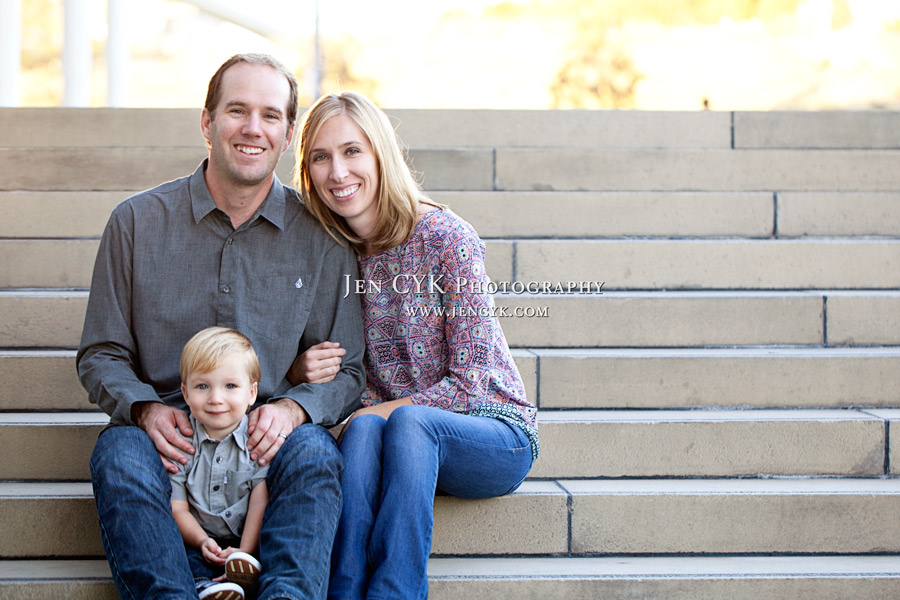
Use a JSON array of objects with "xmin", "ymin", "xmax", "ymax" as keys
[
  {"xmin": 225, "ymin": 469, "xmax": 261, "ymax": 503},
  {"xmin": 246, "ymin": 272, "xmax": 311, "ymax": 341}
]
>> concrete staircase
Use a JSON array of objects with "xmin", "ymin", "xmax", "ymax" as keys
[{"xmin": 1, "ymin": 108, "xmax": 900, "ymax": 598}]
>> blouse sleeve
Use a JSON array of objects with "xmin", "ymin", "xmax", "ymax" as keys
[{"xmin": 406, "ymin": 222, "xmax": 503, "ymax": 412}]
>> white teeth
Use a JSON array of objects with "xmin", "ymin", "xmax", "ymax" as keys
[
  {"xmin": 237, "ymin": 145, "xmax": 263, "ymax": 155},
  {"xmin": 333, "ymin": 184, "xmax": 359, "ymax": 199}
]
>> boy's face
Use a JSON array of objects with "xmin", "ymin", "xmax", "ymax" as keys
[{"xmin": 182, "ymin": 354, "xmax": 258, "ymax": 441}]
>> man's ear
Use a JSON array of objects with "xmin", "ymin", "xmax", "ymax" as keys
[
  {"xmin": 201, "ymin": 108, "xmax": 212, "ymax": 149},
  {"xmin": 283, "ymin": 122, "xmax": 295, "ymax": 151}
]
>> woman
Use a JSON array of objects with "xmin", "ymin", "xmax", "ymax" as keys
[{"xmin": 291, "ymin": 91, "xmax": 539, "ymax": 600}]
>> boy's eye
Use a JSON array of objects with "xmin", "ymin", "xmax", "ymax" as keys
[
  {"xmin": 196, "ymin": 383, "xmax": 208, "ymax": 390},
  {"xmin": 226, "ymin": 383, "xmax": 237, "ymax": 389}
]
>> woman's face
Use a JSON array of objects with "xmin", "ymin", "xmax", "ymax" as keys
[{"xmin": 308, "ymin": 113, "xmax": 380, "ymax": 240}]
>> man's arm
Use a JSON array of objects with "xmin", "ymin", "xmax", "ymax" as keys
[{"xmin": 76, "ymin": 204, "xmax": 194, "ymax": 469}]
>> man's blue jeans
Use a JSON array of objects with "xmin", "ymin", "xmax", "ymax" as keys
[
  {"xmin": 90, "ymin": 423, "xmax": 343, "ymax": 600},
  {"xmin": 328, "ymin": 405, "xmax": 534, "ymax": 600}
]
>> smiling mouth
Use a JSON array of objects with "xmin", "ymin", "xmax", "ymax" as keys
[
  {"xmin": 333, "ymin": 184, "xmax": 359, "ymax": 199},
  {"xmin": 236, "ymin": 145, "xmax": 264, "ymax": 155}
]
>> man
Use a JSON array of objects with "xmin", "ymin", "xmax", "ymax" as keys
[{"xmin": 78, "ymin": 53, "xmax": 365, "ymax": 599}]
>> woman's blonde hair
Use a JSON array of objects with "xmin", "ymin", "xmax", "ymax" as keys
[
  {"xmin": 180, "ymin": 327, "xmax": 260, "ymax": 385},
  {"xmin": 294, "ymin": 91, "xmax": 439, "ymax": 254}
]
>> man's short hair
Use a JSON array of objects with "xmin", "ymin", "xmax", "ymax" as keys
[
  {"xmin": 180, "ymin": 327, "xmax": 261, "ymax": 385},
  {"xmin": 205, "ymin": 53, "xmax": 299, "ymax": 126}
]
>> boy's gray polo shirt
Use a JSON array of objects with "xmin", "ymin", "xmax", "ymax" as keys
[{"xmin": 169, "ymin": 414, "xmax": 268, "ymax": 540}]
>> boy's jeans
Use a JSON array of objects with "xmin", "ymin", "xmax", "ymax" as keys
[{"xmin": 90, "ymin": 423, "xmax": 342, "ymax": 600}]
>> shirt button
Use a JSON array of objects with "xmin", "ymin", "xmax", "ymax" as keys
[
  {"xmin": 225, "ymin": 511, "xmax": 232, "ymax": 517},
  {"xmin": 222, "ymin": 285, "xmax": 230, "ymax": 293},
  {"xmin": 216, "ymin": 457, "xmax": 222, "ymax": 463},
  {"xmin": 227, "ymin": 238, "xmax": 234, "ymax": 245},
  {"xmin": 213, "ymin": 485, "xmax": 220, "ymax": 492}
]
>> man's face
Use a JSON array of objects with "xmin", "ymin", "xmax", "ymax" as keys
[{"xmin": 201, "ymin": 62, "xmax": 294, "ymax": 192}]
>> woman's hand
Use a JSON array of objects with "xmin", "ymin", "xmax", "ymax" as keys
[{"xmin": 287, "ymin": 341, "xmax": 345, "ymax": 385}]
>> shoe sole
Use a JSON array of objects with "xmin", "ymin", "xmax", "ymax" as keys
[{"xmin": 226, "ymin": 556, "xmax": 261, "ymax": 587}]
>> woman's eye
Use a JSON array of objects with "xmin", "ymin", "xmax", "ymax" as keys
[{"xmin": 346, "ymin": 147, "xmax": 360, "ymax": 156}]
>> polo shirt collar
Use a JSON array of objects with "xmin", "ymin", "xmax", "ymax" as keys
[
  {"xmin": 189, "ymin": 160, "xmax": 287, "ymax": 230},
  {"xmin": 195, "ymin": 414, "xmax": 251, "ymax": 450}
]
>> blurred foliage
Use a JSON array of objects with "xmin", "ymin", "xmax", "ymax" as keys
[
  {"xmin": 303, "ymin": 36, "xmax": 380, "ymax": 106},
  {"xmin": 21, "ymin": 0, "xmax": 64, "ymax": 105},
  {"xmin": 551, "ymin": 27, "xmax": 642, "ymax": 109}
]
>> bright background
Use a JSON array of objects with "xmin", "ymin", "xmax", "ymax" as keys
[{"xmin": 18, "ymin": 0, "xmax": 900, "ymax": 110}]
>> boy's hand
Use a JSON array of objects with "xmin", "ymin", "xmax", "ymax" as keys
[
  {"xmin": 133, "ymin": 402, "xmax": 194, "ymax": 473},
  {"xmin": 288, "ymin": 341, "xmax": 344, "ymax": 385},
  {"xmin": 201, "ymin": 538, "xmax": 225, "ymax": 565}
]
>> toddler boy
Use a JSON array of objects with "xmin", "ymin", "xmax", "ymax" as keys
[{"xmin": 171, "ymin": 327, "xmax": 269, "ymax": 600}]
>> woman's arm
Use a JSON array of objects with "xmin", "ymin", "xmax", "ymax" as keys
[{"xmin": 238, "ymin": 481, "xmax": 269, "ymax": 555}]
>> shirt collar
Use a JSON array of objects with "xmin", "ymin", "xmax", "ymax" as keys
[
  {"xmin": 189, "ymin": 159, "xmax": 287, "ymax": 231},
  {"xmin": 194, "ymin": 413, "xmax": 251, "ymax": 450}
]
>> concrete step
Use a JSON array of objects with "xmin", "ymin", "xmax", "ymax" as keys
[
  {"xmin": 533, "ymin": 409, "xmax": 886, "ymax": 478},
  {"xmin": 3, "ymin": 290, "xmax": 897, "ymax": 348},
  {"xmin": 9, "ymin": 238, "xmax": 900, "ymax": 290},
  {"xmin": 4, "ymin": 479, "xmax": 900, "ymax": 557},
  {"xmin": 562, "ymin": 478, "xmax": 900, "ymax": 555},
  {"xmin": 0, "ymin": 349, "xmax": 535, "ymax": 413},
  {"xmin": 4, "ymin": 348, "xmax": 898, "ymax": 413},
  {"xmin": 733, "ymin": 111, "xmax": 900, "ymax": 149},
  {"xmin": 6, "ymin": 190, "xmax": 897, "ymax": 240},
  {"xmin": 777, "ymin": 192, "xmax": 900, "ymax": 237},
  {"xmin": 0, "ymin": 108, "xmax": 732, "ymax": 149},
  {"xmin": 510, "ymin": 238, "xmax": 900, "ymax": 290},
  {"xmin": 5, "ymin": 147, "xmax": 900, "ymax": 194},
  {"xmin": 0, "ymin": 191, "xmax": 127, "ymax": 238},
  {"xmin": 2, "ymin": 409, "xmax": 889, "ymax": 481},
  {"xmin": 4, "ymin": 556, "xmax": 900, "ymax": 600},
  {"xmin": 7, "ymin": 109, "xmax": 899, "ymax": 151},
  {"xmin": 534, "ymin": 348, "xmax": 900, "ymax": 410},
  {"xmin": 863, "ymin": 410, "xmax": 900, "ymax": 476},
  {"xmin": 0, "ymin": 290, "xmax": 837, "ymax": 348},
  {"xmin": 429, "ymin": 556, "xmax": 900, "ymax": 599},
  {"xmin": 0, "ymin": 147, "xmax": 493, "ymax": 193},
  {"xmin": 495, "ymin": 148, "xmax": 900, "ymax": 192}
]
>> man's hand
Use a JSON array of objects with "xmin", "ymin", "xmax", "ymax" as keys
[
  {"xmin": 132, "ymin": 401, "xmax": 194, "ymax": 473},
  {"xmin": 287, "ymin": 341, "xmax": 345, "ymax": 385},
  {"xmin": 247, "ymin": 399, "xmax": 309, "ymax": 466}
]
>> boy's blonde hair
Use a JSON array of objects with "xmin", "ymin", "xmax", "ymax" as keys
[{"xmin": 180, "ymin": 327, "xmax": 261, "ymax": 385}]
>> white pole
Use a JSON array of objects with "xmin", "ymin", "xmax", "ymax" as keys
[
  {"xmin": 107, "ymin": 0, "xmax": 128, "ymax": 106},
  {"xmin": 314, "ymin": 0, "xmax": 322, "ymax": 99},
  {"xmin": 63, "ymin": 0, "xmax": 92, "ymax": 106},
  {"xmin": 0, "ymin": 0, "xmax": 22, "ymax": 106}
]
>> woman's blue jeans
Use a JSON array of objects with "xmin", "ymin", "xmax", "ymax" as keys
[
  {"xmin": 90, "ymin": 423, "xmax": 343, "ymax": 600},
  {"xmin": 328, "ymin": 405, "xmax": 534, "ymax": 600}
]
